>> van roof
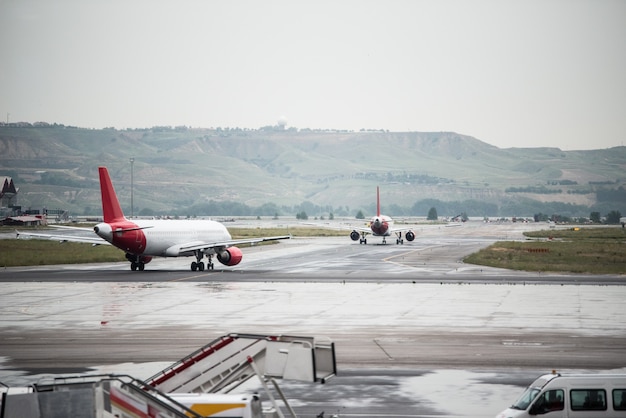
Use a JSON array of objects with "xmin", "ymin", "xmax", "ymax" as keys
[
  {"xmin": 532, "ymin": 373, "xmax": 561, "ymax": 388},
  {"xmin": 534, "ymin": 373, "xmax": 626, "ymax": 389}
]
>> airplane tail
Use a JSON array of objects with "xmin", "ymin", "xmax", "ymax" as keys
[
  {"xmin": 376, "ymin": 186, "xmax": 381, "ymax": 217},
  {"xmin": 99, "ymin": 166, "xmax": 126, "ymax": 223}
]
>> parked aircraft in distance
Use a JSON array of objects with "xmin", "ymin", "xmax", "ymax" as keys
[
  {"xmin": 350, "ymin": 186, "xmax": 415, "ymax": 245},
  {"xmin": 17, "ymin": 167, "xmax": 290, "ymax": 271}
]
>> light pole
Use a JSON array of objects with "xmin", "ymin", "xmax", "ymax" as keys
[{"xmin": 130, "ymin": 157, "xmax": 134, "ymax": 218}]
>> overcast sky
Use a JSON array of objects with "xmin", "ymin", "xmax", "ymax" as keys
[{"xmin": 1, "ymin": 0, "xmax": 625, "ymax": 150}]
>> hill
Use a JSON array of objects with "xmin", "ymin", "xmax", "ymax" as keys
[{"xmin": 1, "ymin": 124, "xmax": 625, "ymax": 219}]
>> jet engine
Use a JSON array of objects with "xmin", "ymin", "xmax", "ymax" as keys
[
  {"xmin": 405, "ymin": 230, "xmax": 416, "ymax": 241},
  {"xmin": 350, "ymin": 230, "xmax": 360, "ymax": 241},
  {"xmin": 217, "ymin": 247, "xmax": 243, "ymax": 266}
]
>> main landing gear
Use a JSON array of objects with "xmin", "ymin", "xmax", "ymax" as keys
[
  {"xmin": 191, "ymin": 250, "xmax": 214, "ymax": 272},
  {"xmin": 351, "ymin": 230, "xmax": 368, "ymax": 244},
  {"xmin": 131, "ymin": 261, "xmax": 145, "ymax": 271},
  {"xmin": 394, "ymin": 231, "xmax": 416, "ymax": 244},
  {"xmin": 126, "ymin": 253, "xmax": 145, "ymax": 271}
]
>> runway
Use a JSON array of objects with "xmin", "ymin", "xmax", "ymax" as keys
[{"xmin": 1, "ymin": 222, "xmax": 625, "ymax": 417}]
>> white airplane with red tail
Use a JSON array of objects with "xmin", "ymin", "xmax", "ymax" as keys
[
  {"xmin": 18, "ymin": 166, "xmax": 290, "ymax": 271},
  {"xmin": 349, "ymin": 186, "xmax": 415, "ymax": 245}
]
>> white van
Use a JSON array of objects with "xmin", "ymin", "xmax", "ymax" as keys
[{"xmin": 496, "ymin": 372, "xmax": 626, "ymax": 418}]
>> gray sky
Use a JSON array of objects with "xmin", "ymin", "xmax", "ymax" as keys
[{"xmin": 1, "ymin": 0, "xmax": 625, "ymax": 150}]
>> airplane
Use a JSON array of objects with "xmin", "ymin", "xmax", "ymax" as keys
[
  {"xmin": 17, "ymin": 166, "xmax": 290, "ymax": 271},
  {"xmin": 349, "ymin": 186, "xmax": 415, "ymax": 245}
]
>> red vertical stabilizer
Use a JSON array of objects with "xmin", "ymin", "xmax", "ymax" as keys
[
  {"xmin": 99, "ymin": 167, "xmax": 126, "ymax": 223},
  {"xmin": 376, "ymin": 186, "xmax": 381, "ymax": 217}
]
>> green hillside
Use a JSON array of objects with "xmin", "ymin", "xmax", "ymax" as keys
[{"xmin": 1, "ymin": 124, "xmax": 625, "ymax": 218}]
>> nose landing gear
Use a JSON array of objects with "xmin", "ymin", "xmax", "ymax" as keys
[{"xmin": 126, "ymin": 253, "xmax": 146, "ymax": 271}]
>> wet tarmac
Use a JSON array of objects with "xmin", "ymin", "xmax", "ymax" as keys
[{"xmin": 1, "ymin": 222, "xmax": 625, "ymax": 417}]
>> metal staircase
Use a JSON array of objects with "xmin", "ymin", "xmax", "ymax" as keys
[{"xmin": 146, "ymin": 333, "xmax": 336, "ymax": 395}]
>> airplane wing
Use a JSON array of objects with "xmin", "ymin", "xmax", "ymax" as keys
[
  {"xmin": 16, "ymin": 229, "xmax": 110, "ymax": 245},
  {"xmin": 388, "ymin": 226, "xmax": 415, "ymax": 234},
  {"xmin": 311, "ymin": 222, "xmax": 417, "ymax": 234},
  {"xmin": 351, "ymin": 225, "xmax": 373, "ymax": 235},
  {"xmin": 305, "ymin": 222, "xmax": 370, "ymax": 232},
  {"xmin": 49, "ymin": 224, "xmax": 95, "ymax": 232},
  {"xmin": 353, "ymin": 225, "xmax": 416, "ymax": 236},
  {"xmin": 177, "ymin": 235, "xmax": 291, "ymax": 254},
  {"xmin": 16, "ymin": 230, "xmax": 290, "ymax": 251}
]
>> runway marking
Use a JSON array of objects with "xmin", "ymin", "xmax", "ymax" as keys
[
  {"xmin": 373, "ymin": 338, "xmax": 394, "ymax": 360},
  {"xmin": 382, "ymin": 245, "xmax": 444, "ymax": 267},
  {"xmin": 168, "ymin": 273, "xmax": 213, "ymax": 282}
]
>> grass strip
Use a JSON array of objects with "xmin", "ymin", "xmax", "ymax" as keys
[
  {"xmin": 463, "ymin": 227, "xmax": 626, "ymax": 274},
  {"xmin": 0, "ymin": 239, "xmax": 126, "ymax": 267}
]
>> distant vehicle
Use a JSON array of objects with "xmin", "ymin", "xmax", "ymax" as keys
[
  {"xmin": 349, "ymin": 186, "xmax": 415, "ymax": 245},
  {"xmin": 495, "ymin": 372, "xmax": 626, "ymax": 418},
  {"xmin": 17, "ymin": 166, "xmax": 290, "ymax": 271}
]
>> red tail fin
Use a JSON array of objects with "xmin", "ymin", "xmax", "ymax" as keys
[
  {"xmin": 376, "ymin": 186, "xmax": 381, "ymax": 217},
  {"xmin": 99, "ymin": 167, "xmax": 126, "ymax": 223}
]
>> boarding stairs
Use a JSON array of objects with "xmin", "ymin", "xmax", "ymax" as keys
[
  {"xmin": 145, "ymin": 333, "xmax": 336, "ymax": 417},
  {"xmin": 146, "ymin": 333, "xmax": 336, "ymax": 393}
]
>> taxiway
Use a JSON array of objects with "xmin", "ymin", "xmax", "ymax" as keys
[{"xmin": 1, "ymin": 222, "xmax": 625, "ymax": 417}]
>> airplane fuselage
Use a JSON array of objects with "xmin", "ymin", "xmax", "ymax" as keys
[{"xmin": 94, "ymin": 219, "xmax": 232, "ymax": 257}]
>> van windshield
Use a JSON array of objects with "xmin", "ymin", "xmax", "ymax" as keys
[{"xmin": 511, "ymin": 387, "xmax": 541, "ymax": 410}]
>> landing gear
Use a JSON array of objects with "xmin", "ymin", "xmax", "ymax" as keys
[
  {"xmin": 130, "ymin": 261, "xmax": 145, "ymax": 271},
  {"xmin": 351, "ymin": 230, "xmax": 368, "ymax": 244},
  {"xmin": 395, "ymin": 232, "xmax": 404, "ymax": 245},
  {"xmin": 126, "ymin": 253, "xmax": 145, "ymax": 271},
  {"xmin": 191, "ymin": 261, "xmax": 205, "ymax": 271},
  {"xmin": 191, "ymin": 251, "xmax": 214, "ymax": 271}
]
